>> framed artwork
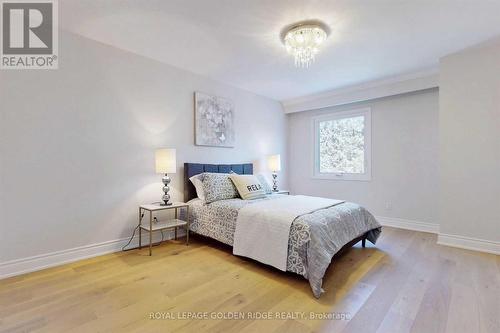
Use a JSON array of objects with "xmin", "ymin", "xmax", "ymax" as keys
[{"xmin": 194, "ymin": 92, "xmax": 235, "ymax": 147}]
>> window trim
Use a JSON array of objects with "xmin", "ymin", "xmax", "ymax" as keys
[{"xmin": 312, "ymin": 107, "xmax": 372, "ymax": 181}]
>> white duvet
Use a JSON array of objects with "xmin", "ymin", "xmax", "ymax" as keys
[{"xmin": 233, "ymin": 195, "xmax": 344, "ymax": 271}]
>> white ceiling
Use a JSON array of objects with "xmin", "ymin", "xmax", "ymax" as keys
[{"xmin": 61, "ymin": 0, "xmax": 500, "ymax": 101}]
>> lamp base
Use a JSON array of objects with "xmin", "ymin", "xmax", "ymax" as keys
[
  {"xmin": 272, "ymin": 172, "xmax": 278, "ymax": 192},
  {"xmin": 161, "ymin": 173, "xmax": 172, "ymax": 206}
]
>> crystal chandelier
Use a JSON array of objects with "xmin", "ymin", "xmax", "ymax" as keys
[{"xmin": 281, "ymin": 21, "xmax": 329, "ymax": 68}]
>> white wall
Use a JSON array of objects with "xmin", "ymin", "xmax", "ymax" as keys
[
  {"xmin": 439, "ymin": 39, "xmax": 500, "ymax": 244},
  {"xmin": 287, "ymin": 89, "xmax": 439, "ymax": 226},
  {"xmin": 0, "ymin": 31, "xmax": 287, "ymax": 264}
]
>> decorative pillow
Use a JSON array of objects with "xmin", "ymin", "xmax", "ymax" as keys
[
  {"xmin": 202, "ymin": 173, "xmax": 239, "ymax": 204},
  {"xmin": 256, "ymin": 174, "xmax": 273, "ymax": 194},
  {"xmin": 189, "ymin": 174, "xmax": 206, "ymax": 201},
  {"xmin": 229, "ymin": 174, "xmax": 266, "ymax": 200}
]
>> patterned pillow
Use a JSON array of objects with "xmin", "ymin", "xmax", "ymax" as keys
[
  {"xmin": 202, "ymin": 173, "xmax": 240, "ymax": 203},
  {"xmin": 256, "ymin": 174, "xmax": 273, "ymax": 194},
  {"xmin": 229, "ymin": 174, "xmax": 266, "ymax": 200}
]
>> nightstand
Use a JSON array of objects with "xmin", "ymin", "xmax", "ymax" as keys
[
  {"xmin": 139, "ymin": 202, "xmax": 189, "ymax": 256},
  {"xmin": 272, "ymin": 190, "xmax": 290, "ymax": 195}
]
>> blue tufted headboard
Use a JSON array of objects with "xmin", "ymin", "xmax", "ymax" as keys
[{"xmin": 184, "ymin": 163, "xmax": 253, "ymax": 202}]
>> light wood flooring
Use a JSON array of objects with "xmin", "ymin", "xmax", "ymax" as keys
[{"xmin": 0, "ymin": 227, "xmax": 498, "ymax": 333}]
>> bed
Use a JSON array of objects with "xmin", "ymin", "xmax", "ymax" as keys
[{"xmin": 184, "ymin": 162, "xmax": 381, "ymax": 298}]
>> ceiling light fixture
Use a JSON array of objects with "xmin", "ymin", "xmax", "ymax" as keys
[{"xmin": 281, "ymin": 20, "xmax": 330, "ymax": 68}]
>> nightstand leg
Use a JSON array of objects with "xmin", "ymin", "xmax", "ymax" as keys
[
  {"xmin": 186, "ymin": 206, "xmax": 189, "ymax": 246},
  {"xmin": 149, "ymin": 211, "xmax": 152, "ymax": 256},
  {"xmin": 175, "ymin": 208, "xmax": 178, "ymax": 240},
  {"xmin": 139, "ymin": 208, "xmax": 142, "ymax": 249}
]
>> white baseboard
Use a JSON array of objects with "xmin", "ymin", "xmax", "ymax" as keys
[
  {"xmin": 376, "ymin": 216, "xmax": 439, "ymax": 234},
  {"xmin": 3, "ymin": 217, "xmax": 495, "ymax": 280},
  {"xmin": 437, "ymin": 233, "xmax": 500, "ymax": 255},
  {"xmin": 376, "ymin": 216, "xmax": 499, "ymax": 255},
  {"xmin": 0, "ymin": 229, "xmax": 185, "ymax": 280}
]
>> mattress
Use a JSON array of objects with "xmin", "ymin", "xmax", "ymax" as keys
[{"xmin": 188, "ymin": 194, "xmax": 310, "ymax": 276}]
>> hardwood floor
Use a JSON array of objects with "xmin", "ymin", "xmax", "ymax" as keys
[{"xmin": 0, "ymin": 227, "xmax": 498, "ymax": 333}]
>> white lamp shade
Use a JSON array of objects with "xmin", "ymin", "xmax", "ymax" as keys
[
  {"xmin": 155, "ymin": 148, "xmax": 176, "ymax": 174},
  {"xmin": 268, "ymin": 154, "xmax": 281, "ymax": 172}
]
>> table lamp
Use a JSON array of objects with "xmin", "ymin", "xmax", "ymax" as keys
[
  {"xmin": 267, "ymin": 154, "xmax": 281, "ymax": 192},
  {"xmin": 155, "ymin": 148, "xmax": 176, "ymax": 206}
]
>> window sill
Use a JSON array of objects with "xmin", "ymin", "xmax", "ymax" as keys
[{"xmin": 311, "ymin": 173, "xmax": 371, "ymax": 182}]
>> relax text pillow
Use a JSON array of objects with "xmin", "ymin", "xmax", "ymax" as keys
[{"xmin": 229, "ymin": 174, "xmax": 266, "ymax": 200}]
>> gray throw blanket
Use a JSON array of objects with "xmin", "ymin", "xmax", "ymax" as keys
[{"xmin": 294, "ymin": 202, "xmax": 381, "ymax": 297}]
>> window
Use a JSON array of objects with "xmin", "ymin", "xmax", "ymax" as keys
[{"xmin": 313, "ymin": 108, "xmax": 371, "ymax": 181}]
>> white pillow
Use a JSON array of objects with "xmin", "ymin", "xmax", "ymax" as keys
[
  {"xmin": 256, "ymin": 174, "xmax": 273, "ymax": 194},
  {"xmin": 189, "ymin": 174, "xmax": 206, "ymax": 201},
  {"xmin": 228, "ymin": 174, "xmax": 266, "ymax": 200}
]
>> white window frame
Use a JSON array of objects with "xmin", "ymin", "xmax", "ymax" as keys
[{"xmin": 312, "ymin": 107, "xmax": 372, "ymax": 181}]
